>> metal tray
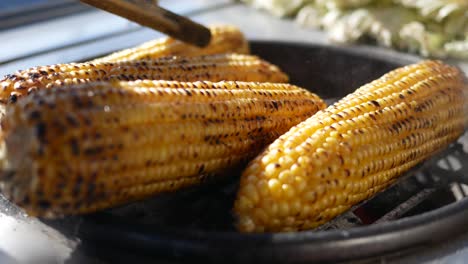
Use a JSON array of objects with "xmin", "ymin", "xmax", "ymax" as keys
[{"xmin": 5, "ymin": 41, "xmax": 468, "ymax": 263}]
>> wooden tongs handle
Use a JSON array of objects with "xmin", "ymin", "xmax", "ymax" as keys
[{"xmin": 80, "ymin": 0, "xmax": 211, "ymax": 47}]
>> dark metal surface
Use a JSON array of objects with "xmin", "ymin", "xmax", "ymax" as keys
[
  {"xmin": 1, "ymin": 41, "xmax": 468, "ymax": 264},
  {"xmin": 0, "ymin": 1, "xmax": 90, "ymax": 31}
]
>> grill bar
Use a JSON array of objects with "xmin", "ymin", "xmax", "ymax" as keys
[{"xmin": 374, "ymin": 188, "xmax": 437, "ymax": 224}]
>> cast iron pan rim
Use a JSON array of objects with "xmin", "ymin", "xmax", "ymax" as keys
[
  {"xmin": 248, "ymin": 40, "xmax": 419, "ymax": 65},
  {"xmin": 80, "ymin": 189, "xmax": 468, "ymax": 262},
  {"xmin": 84, "ymin": 194, "xmax": 468, "ymax": 241},
  {"xmin": 79, "ymin": 42, "xmax": 465, "ymax": 261}
]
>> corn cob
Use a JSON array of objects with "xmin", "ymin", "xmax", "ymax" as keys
[
  {"xmin": 0, "ymin": 80, "xmax": 325, "ymax": 218},
  {"xmin": 0, "ymin": 53, "xmax": 288, "ymax": 106},
  {"xmin": 93, "ymin": 25, "xmax": 250, "ymax": 63},
  {"xmin": 234, "ymin": 60, "xmax": 467, "ymax": 233}
]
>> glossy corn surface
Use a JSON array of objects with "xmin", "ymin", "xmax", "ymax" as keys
[
  {"xmin": 0, "ymin": 53, "xmax": 288, "ymax": 105},
  {"xmin": 234, "ymin": 60, "xmax": 467, "ymax": 233},
  {"xmin": 93, "ymin": 25, "xmax": 250, "ymax": 63},
  {"xmin": 0, "ymin": 80, "xmax": 325, "ymax": 218}
]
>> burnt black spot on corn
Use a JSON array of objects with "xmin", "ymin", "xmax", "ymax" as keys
[
  {"xmin": 0, "ymin": 80, "xmax": 325, "ymax": 218},
  {"xmin": 93, "ymin": 25, "xmax": 249, "ymax": 63},
  {"xmin": 0, "ymin": 54, "xmax": 288, "ymax": 105},
  {"xmin": 234, "ymin": 60, "xmax": 468, "ymax": 233}
]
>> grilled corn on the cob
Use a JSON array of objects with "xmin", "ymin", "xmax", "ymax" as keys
[
  {"xmin": 234, "ymin": 60, "xmax": 467, "ymax": 232},
  {"xmin": 93, "ymin": 25, "xmax": 250, "ymax": 63},
  {"xmin": 0, "ymin": 80, "xmax": 325, "ymax": 218},
  {"xmin": 0, "ymin": 54, "xmax": 288, "ymax": 105}
]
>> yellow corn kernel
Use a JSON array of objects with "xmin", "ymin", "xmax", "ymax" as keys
[
  {"xmin": 0, "ymin": 80, "xmax": 326, "ymax": 218},
  {"xmin": 0, "ymin": 53, "xmax": 288, "ymax": 105},
  {"xmin": 234, "ymin": 60, "xmax": 467, "ymax": 232},
  {"xmin": 93, "ymin": 24, "xmax": 249, "ymax": 63}
]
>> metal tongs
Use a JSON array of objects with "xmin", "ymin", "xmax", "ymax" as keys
[{"xmin": 79, "ymin": 0, "xmax": 212, "ymax": 47}]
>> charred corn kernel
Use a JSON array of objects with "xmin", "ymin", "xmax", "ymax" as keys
[
  {"xmin": 0, "ymin": 53, "xmax": 288, "ymax": 105},
  {"xmin": 234, "ymin": 60, "xmax": 467, "ymax": 233},
  {"xmin": 0, "ymin": 80, "xmax": 325, "ymax": 218},
  {"xmin": 93, "ymin": 25, "xmax": 249, "ymax": 63}
]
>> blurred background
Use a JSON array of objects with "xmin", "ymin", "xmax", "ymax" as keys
[
  {"xmin": 0, "ymin": 0, "xmax": 85, "ymax": 30},
  {"xmin": 0, "ymin": 0, "xmax": 51, "ymax": 8}
]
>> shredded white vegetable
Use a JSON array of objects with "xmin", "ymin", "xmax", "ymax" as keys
[{"xmin": 242, "ymin": 0, "xmax": 468, "ymax": 58}]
